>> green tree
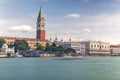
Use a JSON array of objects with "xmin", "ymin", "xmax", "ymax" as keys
[
  {"xmin": 51, "ymin": 43, "xmax": 58, "ymax": 52},
  {"xmin": 44, "ymin": 42, "xmax": 76, "ymax": 54},
  {"xmin": 8, "ymin": 43, "xmax": 14, "ymax": 48},
  {"xmin": 0, "ymin": 38, "xmax": 6, "ymax": 48},
  {"xmin": 45, "ymin": 42, "xmax": 58, "ymax": 52},
  {"xmin": 51, "ymin": 46, "xmax": 58, "ymax": 52},
  {"xmin": 45, "ymin": 43, "xmax": 51, "ymax": 52},
  {"xmin": 57, "ymin": 45, "xmax": 65, "ymax": 52},
  {"xmin": 52, "ymin": 42, "xmax": 57, "ymax": 47},
  {"xmin": 14, "ymin": 40, "xmax": 30, "ymax": 52},
  {"xmin": 64, "ymin": 48, "xmax": 76, "ymax": 53},
  {"xmin": 36, "ymin": 43, "xmax": 44, "ymax": 51}
]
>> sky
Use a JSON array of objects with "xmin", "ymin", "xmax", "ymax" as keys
[{"xmin": 0, "ymin": 0, "xmax": 120, "ymax": 44}]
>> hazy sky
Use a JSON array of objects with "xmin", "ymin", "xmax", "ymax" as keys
[{"xmin": 0, "ymin": 0, "xmax": 120, "ymax": 44}]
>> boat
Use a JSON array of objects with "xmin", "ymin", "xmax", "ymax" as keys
[
  {"xmin": 39, "ymin": 53, "xmax": 55, "ymax": 58},
  {"xmin": 0, "ymin": 52, "xmax": 7, "ymax": 58},
  {"xmin": 61, "ymin": 55, "xmax": 84, "ymax": 60},
  {"xmin": 15, "ymin": 52, "xmax": 23, "ymax": 58}
]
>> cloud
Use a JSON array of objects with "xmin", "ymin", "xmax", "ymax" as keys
[
  {"xmin": 113, "ymin": 0, "xmax": 120, "ymax": 2},
  {"xmin": 82, "ymin": 14, "xmax": 120, "ymax": 27},
  {"xmin": 0, "ymin": 17, "xmax": 36, "ymax": 38},
  {"xmin": 47, "ymin": 13, "xmax": 120, "ymax": 43},
  {"xmin": 8, "ymin": 25, "xmax": 34, "ymax": 32},
  {"xmin": 82, "ymin": 28, "xmax": 91, "ymax": 32},
  {"xmin": 67, "ymin": 13, "xmax": 81, "ymax": 18},
  {"xmin": 0, "ymin": 19, "xmax": 7, "ymax": 25}
]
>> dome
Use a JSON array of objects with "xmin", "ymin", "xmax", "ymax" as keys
[{"xmin": 2, "ymin": 44, "xmax": 8, "ymax": 49}]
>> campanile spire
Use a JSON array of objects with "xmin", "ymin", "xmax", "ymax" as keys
[{"xmin": 38, "ymin": 7, "xmax": 44, "ymax": 19}]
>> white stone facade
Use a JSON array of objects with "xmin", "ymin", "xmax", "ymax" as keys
[
  {"xmin": 82, "ymin": 41, "xmax": 110, "ymax": 55},
  {"xmin": 110, "ymin": 45, "xmax": 120, "ymax": 55}
]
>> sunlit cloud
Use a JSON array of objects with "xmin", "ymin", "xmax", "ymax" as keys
[
  {"xmin": 67, "ymin": 13, "xmax": 81, "ymax": 18},
  {"xmin": 8, "ymin": 25, "xmax": 34, "ymax": 32},
  {"xmin": 82, "ymin": 28, "xmax": 91, "ymax": 32},
  {"xmin": 0, "ymin": 19, "xmax": 7, "ymax": 25},
  {"xmin": 46, "ymin": 13, "xmax": 120, "ymax": 43}
]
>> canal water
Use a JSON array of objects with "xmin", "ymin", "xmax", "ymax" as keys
[{"xmin": 0, "ymin": 57, "xmax": 120, "ymax": 80}]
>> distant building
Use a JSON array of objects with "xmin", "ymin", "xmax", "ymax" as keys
[
  {"xmin": 82, "ymin": 41, "xmax": 110, "ymax": 56},
  {"xmin": 61, "ymin": 41, "xmax": 110, "ymax": 56},
  {"xmin": 0, "ymin": 7, "xmax": 47, "ymax": 49},
  {"xmin": 60, "ymin": 41, "xmax": 86, "ymax": 54},
  {"xmin": 0, "ymin": 44, "xmax": 14, "ymax": 57},
  {"xmin": 110, "ymin": 44, "xmax": 120, "ymax": 56}
]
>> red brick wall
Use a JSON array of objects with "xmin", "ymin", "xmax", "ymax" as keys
[{"xmin": 37, "ymin": 30, "xmax": 45, "ymax": 41}]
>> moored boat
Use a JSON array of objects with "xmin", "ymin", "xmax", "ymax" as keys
[
  {"xmin": 0, "ymin": 52, "xmax": 7, "ymax": 58},
  {"xmin": 61, "ymin": 55, "xmax": 83, "ymax": 60},
  {"xmin": 39, "ymin": 53, "xmax": 55, "ymax": 58},
  {"xmin": 15, "ymin": 52, "xmax": 23, "ymax": 58}
]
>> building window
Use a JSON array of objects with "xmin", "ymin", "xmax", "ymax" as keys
[
  {"xmin": 97, "ymin": 45, "xmax": 99, "ymax": 47},
  {"xmin": 102, "ymin": 45, "xmax": 104, "ymax": 48},
  {"xmin": 94, "ymin": 45, "xmax": 96, "ymax": 47},
  {"xmin": 91, "ymin": 45, "xmax": 93, "ymax": 48}
]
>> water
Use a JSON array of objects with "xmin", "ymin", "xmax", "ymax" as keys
[{"xmin": 0, "ymin": 57, "xmax": 120, "ymax": 80}]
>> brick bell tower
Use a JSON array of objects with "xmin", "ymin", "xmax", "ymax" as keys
[{"xmin": 37, "ymin": 7, "xmax": 45, "ymax": 41}]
